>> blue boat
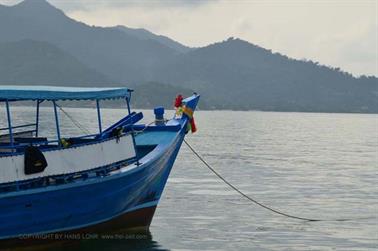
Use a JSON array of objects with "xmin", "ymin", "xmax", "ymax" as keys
[{"xmin": 0, "ymin": 86, "xmax": 199, "ymax": 244}]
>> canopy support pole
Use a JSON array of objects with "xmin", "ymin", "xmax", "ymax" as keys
[
  {"xmin": 5, "ymin": 100, "xmax": 14, "ymax": 147},
  {"xmin": 126, "ymin": 96, "xmax": 140, "ymax": 166},
  {"xmin": 96, "ymin": 99, "xmax": 102, "ymax": 133},
  {"xmin": 126, "ymin": 97, "xmax": 131, "ymax": 115},
  {"xmin": 35, "ymin": 100, "xmax": 41, "ymax": 137},
  {"xmin": 52, "ymin": 101, "xmax": 61, "ymax": 145}
]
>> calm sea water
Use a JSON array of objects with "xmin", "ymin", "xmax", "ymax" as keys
[{"xmin": 1, "ymin": 107, "xmax": 377, "ymax": 250}]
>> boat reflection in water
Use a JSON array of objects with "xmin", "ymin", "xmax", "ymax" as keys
[{"xmin": 3, "ymin": 231, "xmax": 167, "ymax": 251}]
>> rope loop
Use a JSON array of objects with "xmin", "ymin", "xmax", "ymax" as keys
[{"xmin": 183, "ymin": 139, "xmax": 373, "ymax": 222}]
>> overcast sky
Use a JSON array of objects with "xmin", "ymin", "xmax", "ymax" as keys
[{"xmin": 1, "ymin": 0, "xmax": 377, "ymax": 76}]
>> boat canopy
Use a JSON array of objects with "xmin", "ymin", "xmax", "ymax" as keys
[{"xmin": 0, "ymin": 86, "xmax": 131, "ymax": 101}]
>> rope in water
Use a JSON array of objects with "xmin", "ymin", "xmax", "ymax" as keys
[{"xmin": 183, "ymin": 139, "xmax": 371, "ymax": 222}]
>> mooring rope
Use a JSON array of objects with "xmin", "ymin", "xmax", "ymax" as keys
[
  {"xmin": 183, "ymin": 139, "xmax": 372, "ymax": 222},
  {"xmin": 54, "ymin": 104, "xmax": 165, "ymax": 137},
  {"xmin": 132, "ymin": 120, "xmax": 167, "ymax": 135},
  {"xmin": 55, "ymin": 104, "xmax": 91, "ymax": 135}
]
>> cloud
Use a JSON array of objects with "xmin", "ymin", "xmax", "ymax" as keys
[
  {"xmin": 0, "ymin": 0, "xmax": 217, "ymax": 11},
  {"xmin": 48, "ymin": 0, "xmax": 217, "ymax": 12}
]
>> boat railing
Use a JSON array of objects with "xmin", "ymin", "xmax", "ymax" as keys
[
  {"xmin": 0, "ymin": 140, "xmax": 56, "ymax": 149},
  {"xmin": 0, "ymin": 123, "xmax": 36, "ymax": 133},
  {"xmin": 0, "ymin": 130, "xmax": 135, "ymax": 154},
  {"xmin": 0, "ymin": 156, "xmax": 138, "ymax": 194}
]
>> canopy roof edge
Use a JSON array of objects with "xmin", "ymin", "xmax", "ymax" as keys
[{"xmin": 0, "ymin": 86, "xmax": 131, "ymax": 101}]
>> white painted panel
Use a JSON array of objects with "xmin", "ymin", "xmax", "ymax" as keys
[{"xmin": 0, "ymin": 135, "xmax": 136, "ymax": 184}]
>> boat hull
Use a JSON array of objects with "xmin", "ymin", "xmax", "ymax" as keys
[
  {"xmin": 0, "ymin": 129, "xmax": 184, "ymax": 242},
  {"xmin": 0, "ymin": 205, "xmax": 157, "ymax": 249}
]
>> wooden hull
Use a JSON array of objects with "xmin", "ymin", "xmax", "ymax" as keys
[
  {"xmin": 0, "ymin": 128, "xmax": 184, "ymax": 243},
  {"xmin": 0, "ymin": 205, "xmax": 157, "ymax": 250}
]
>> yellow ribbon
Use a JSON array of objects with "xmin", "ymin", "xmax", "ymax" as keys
[{"xmin": 183, "ymin": 106, "xmax": 194, "ymax": 119}]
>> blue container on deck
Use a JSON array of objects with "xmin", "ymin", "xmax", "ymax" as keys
[{"xmin": 154, "ymin": 106, "xmax": 165, "ymax": 125}]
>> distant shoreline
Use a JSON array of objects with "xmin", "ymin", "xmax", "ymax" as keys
[{"xmin": 3, "ymin": 104, "xmax": 377, "ymax": 115}]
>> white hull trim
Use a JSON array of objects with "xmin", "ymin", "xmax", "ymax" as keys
[{"xmin": 0, "ymin": 135, "xmax": 136, "ymax": 184}]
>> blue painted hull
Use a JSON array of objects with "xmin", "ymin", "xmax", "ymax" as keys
[{"xmin": 0, "ymin": 127, "xmax": 185, "ymax": 240}]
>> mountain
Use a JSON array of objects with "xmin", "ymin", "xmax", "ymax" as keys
[
  {"xmin": 149, "ymin": 38, "xmax": 378, "ymax": 113},
  {"xmin": 128, "ymin": 82, "xmax": 206, "ymax": 109},
  {"xmin": 114, "ymin": 26, "xmax": 191, "ymax": 53},
  {"xmin": 0, "ymin": 0, "xmax": 178, "ymax": 82},
  {"xmin": 0, "ymin": 0, "xmax": 377, "ymax": 113},
  {"xmin": 0, "ymin": 40, "xmax": 111, "ymax": 86}
]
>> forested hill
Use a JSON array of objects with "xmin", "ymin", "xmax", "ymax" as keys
[
  {"xmin": 0, "ymin": 0, "xmax": 376, "ymax": 113},
  {"xmin": 150, "ymin": 38, "xmax": 378, "ymax": 113},
  {"xmin": 0, "ymin": 40, "xmax": 110, "ymax": 85}
]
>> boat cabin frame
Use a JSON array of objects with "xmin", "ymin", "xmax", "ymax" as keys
[
  {"xmin": 0, "ymin": 86, "xmax": 147, "ymax": 192},
  {"xmin": 0, "ymin": 86, "xmax": 135, "ymax": 154}
]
